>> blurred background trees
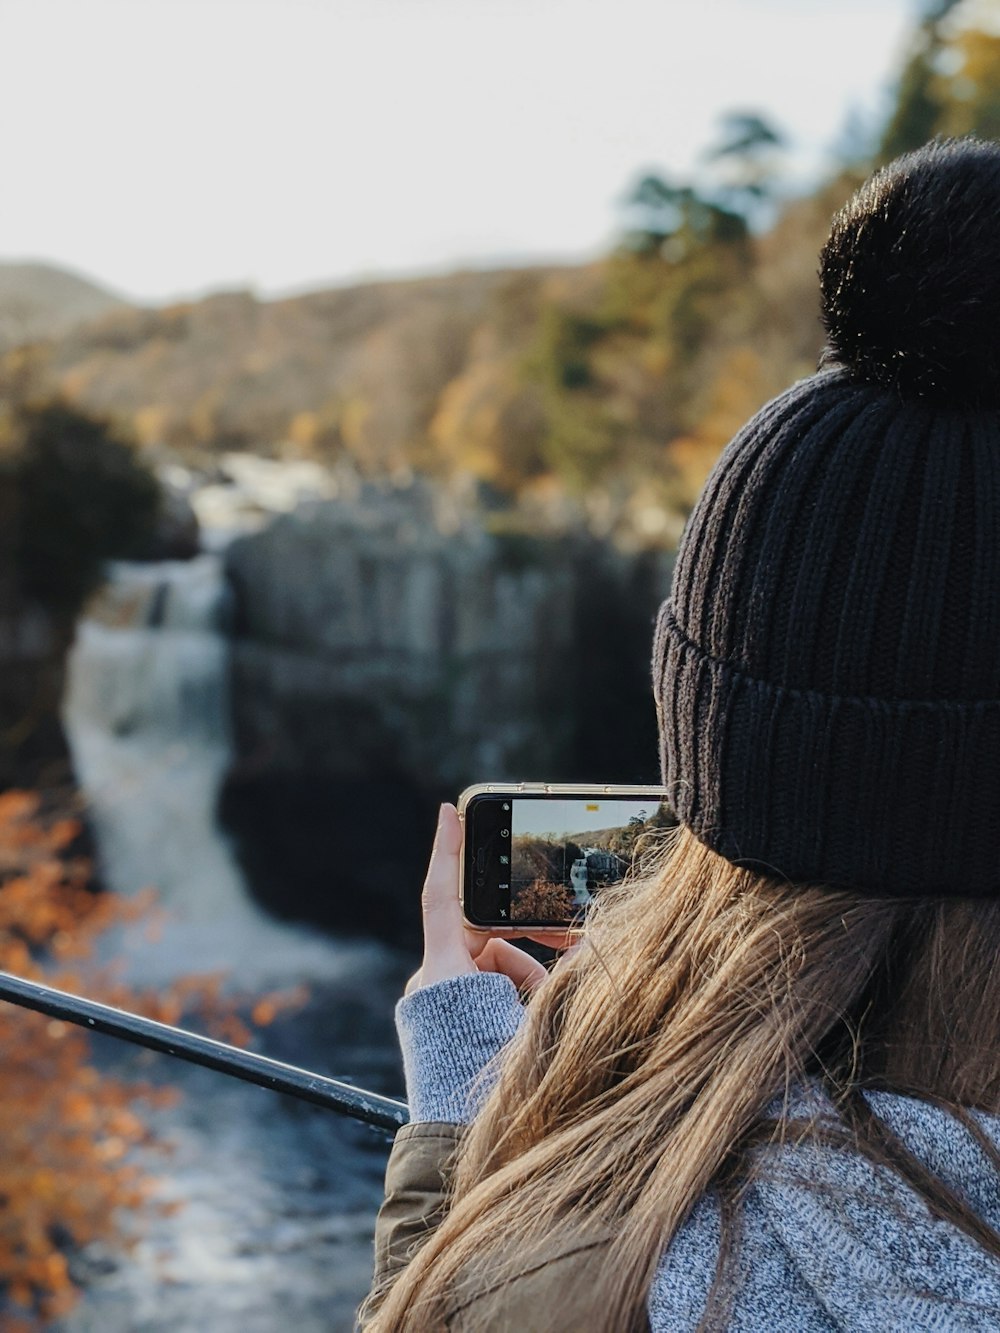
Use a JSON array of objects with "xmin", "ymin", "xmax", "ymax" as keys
[
  {"xmin": 881, "ymin": 0, "xmax": 1000, "ymax": 155},
  {"xmin": 0, "ymin": 358, "xmax": 163, "ymax": 792},
  {"xmin": 1, "ymin": 400, "xmax": 161, "ymax": 618}
]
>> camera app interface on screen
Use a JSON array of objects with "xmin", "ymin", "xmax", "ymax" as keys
[{"xmin": 472, "ymin": 797, "xmax": 673, "ymax": 925}]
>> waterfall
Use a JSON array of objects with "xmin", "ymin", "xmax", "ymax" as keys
[
  {"xmin": 57, "ymin": 551, "xmax": 402, "ymax": 1333},
  {"xmin": 60, "ymin": 552, "xmax": 385, "ymax": 987},
  {"xmin": 63, "ymin": 554, "xmax": 240, "ymax": 917}
]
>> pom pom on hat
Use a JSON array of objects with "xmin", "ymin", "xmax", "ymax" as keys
[{"xmin": 820, "ymin": 136, "xmax": 1000, "ymax": 409}]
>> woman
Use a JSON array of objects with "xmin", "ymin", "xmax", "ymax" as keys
[{"xmin": 360, "ymin": 136, "xmax": 1000, "ymax": 1331}]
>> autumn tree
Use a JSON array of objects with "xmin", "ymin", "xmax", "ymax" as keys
[
  {"xmin": 601, "ymin": 803, "xmax": 676, "ymax": 862},
  {"xmin": 510, "ymin": 835, "xmax": 582, "ymax": 887},
  {"xmin": 0, "ymin": 788, "xmax": 287, "ymax": 1325},
  {"xmin": 510, "ymin": 878, "xmax": 575, "ymax": 924},
  {"xmin": 879, "ymin": 0, "xmax": 1000, "ymax": 157},
  {"xmin": 934, "ymin": 20, "xmax": 1000, "ymax": 140}
]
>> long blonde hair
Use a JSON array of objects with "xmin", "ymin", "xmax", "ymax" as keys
[{"xmin": 363, "ymin": 824, "xmax": 1000, "ymax": 1331}]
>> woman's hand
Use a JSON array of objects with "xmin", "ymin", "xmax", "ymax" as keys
[{"xmin": 405, "ymin": 803, "xmax": 570, "ymax": 996}]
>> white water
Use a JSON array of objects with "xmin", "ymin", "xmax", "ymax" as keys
[
  {"xmin": 570, "ymin": 857, "xmax": 593, "ymax": 907},
  {"xmin": 60, "ymin": 552, "xmax": 385, "ymax": 988},
  {"xmin": 56, "ymin": 548, "xmax": 401, "ymax": 1331}
]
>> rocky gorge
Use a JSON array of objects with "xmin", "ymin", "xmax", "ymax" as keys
[
  {"xmin": 44, "ymin": 470, "xmax": 674, "ymax": 1327},
  {"xmin": 218, "ymin": 477, "xmax": 674, "ymax": 944}
]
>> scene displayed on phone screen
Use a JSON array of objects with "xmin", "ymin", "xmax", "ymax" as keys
[{"xmin": 509, "ymin": 798, "xmax": 673, "ymax": 923}]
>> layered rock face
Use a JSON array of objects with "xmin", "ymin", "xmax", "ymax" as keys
[
  {"xmin": 219, "ymin": 482, "xmax": 673, "ymax": 942},
  {"xmin": 224, "ymin": 482, "xmax": 577, "ymax": 787}
]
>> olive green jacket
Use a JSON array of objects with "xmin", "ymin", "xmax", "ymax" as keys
[{"xmin": 365, "ymin": 1121, "xmax": 634, "ymax": 1331}]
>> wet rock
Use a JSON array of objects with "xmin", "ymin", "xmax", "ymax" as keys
[{"xmin": 138, "ymin": 486, "xmax": 201, "ymax": 561}]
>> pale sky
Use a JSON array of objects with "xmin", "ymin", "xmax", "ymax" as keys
[
  {"xmin": 513, "ymin": 798, "xmax": 658, "ymax": 838},
  {"xmin": 0, "ymin": 0, "xmax": 917, "ymax": 303}
]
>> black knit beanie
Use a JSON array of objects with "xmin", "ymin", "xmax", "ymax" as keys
[{"xmin": 653, "ymin": 136, "xmax": 1000, "ymax": 898}]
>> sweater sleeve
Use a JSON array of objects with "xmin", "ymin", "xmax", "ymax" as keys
[{"xmin": 395, "ymin": 971, "xmax": 526, "ymax": 1124}]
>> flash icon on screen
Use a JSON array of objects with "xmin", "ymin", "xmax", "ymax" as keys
[{"xmin": 499, "ymin": 854, "xmax": 509, "ymax": 864}]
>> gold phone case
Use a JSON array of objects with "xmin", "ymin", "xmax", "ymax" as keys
[{"xmin": 457, "ymin": 782, "xmax": 672, "ymax": 934}]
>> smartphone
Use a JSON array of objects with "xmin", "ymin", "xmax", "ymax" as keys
[{"xmin": 459, "ymin": 783, "xmax": 674, "ymax": 931}]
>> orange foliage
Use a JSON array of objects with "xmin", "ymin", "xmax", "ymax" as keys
[
  {"xmin": 0, "ymin": 789, "xmax": 293, "ymax": 1323},
  {"xmin": 510, "ymin": 878, "xmax": 575, "ymax": 924},
  {"xmin": 666, "ymin": 346, "xmax": 776, "ymax": 505}
]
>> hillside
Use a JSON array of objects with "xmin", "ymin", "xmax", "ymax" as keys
[
  {"xmin": 0, "ymin": 261, "xmax": 128, "ymax": 350},
  {"xmin": 0, "ymin": 166, "xmax": 852, "ymax": 546},
  {"xmin": 30, "ymin": 264, "xmax": 574, "ymax": 472},
  {"xmin": 1, "ymin": 212, "xmax": 836, "ymax": 535}
]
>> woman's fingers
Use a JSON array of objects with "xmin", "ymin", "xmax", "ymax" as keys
[
  {"xmin": 475, "ymin": 937, "xmax": 549, "ymax": 992},
  {"xmin": 522, "ymin": 930, "xmax": 578, "ymax": 951},
  {"xmin": 406, "ymin": 805, "xmax": 568, "ymax": 997},
  {"xmin": 407, "ymin": 804, "xmax": 475, "ymax": 993},
  {"xmin": 420, "ymin": 804, "xmax": 464, "ymax": 941}
]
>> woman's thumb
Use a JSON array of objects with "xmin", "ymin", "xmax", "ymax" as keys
[{"xmin": 420, "ymin": 803, "xmax": 465, "ymax": 949}]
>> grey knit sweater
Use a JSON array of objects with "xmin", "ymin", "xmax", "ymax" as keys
[{"xmin": 396, "ymin": 971, "xmax": 1000, "ymax": 1332}]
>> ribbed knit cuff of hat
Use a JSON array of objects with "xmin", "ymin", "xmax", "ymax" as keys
[
  {"xmin": 395, "ymin": 972, "xmax": 525, "ymax": 1123},
  {"xmin": 653, "ymin": 599, "xmax": 1000, "ymax": 897}
]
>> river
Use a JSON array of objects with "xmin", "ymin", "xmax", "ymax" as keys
[{"xmin": 54, "ymin": 549, "xmax": 409, "ymax": 1332}]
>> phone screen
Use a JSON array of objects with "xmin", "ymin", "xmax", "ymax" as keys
[{"xmin": 464, "ymin": 793, "xmax": 674, "ymax": 928}]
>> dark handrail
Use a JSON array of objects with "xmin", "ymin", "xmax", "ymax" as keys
[{"xmin": 0, "ymin": 969, "xmax": 408, "ymax": 1132}]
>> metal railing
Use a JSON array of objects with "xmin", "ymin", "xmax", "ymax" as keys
[{"xmin": 0, "ymin": 970, "xmax": 408, "ymax": 1132}]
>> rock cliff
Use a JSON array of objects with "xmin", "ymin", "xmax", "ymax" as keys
[{"xmin": 219, "ymin": 481, "xmax": 673, "ymax": 941}]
